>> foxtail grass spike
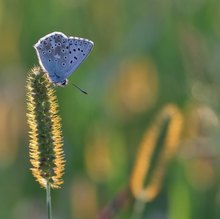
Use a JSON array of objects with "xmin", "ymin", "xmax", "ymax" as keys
[
  {"xmin": 26, "ymin": 66, "xmax": 65, "ymax": 189},
  {"xmin": 130, "ymin": 104, "xmax": 183, "ymax": 202}
]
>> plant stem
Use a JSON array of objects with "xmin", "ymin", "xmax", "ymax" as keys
[
  {"xmin": 46, "ymin": 182, "xmax": 52, "ymax": 219},
  {"xmin": 131, "ymin": 199, "xmax": 146, "ymax": 219}
]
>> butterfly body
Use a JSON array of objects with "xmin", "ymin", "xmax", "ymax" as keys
[{"xmin": 34, "ymin": 32, "xmax": 94, "ymax": 86}]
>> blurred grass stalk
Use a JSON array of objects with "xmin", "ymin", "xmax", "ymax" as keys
[
  {"xmin": 130, "ymin": 104, "xmax": 183, "ymax": 219},
  {"xmin": 26, "ymin": 67, "xmax": 65, "ymax": 219}
]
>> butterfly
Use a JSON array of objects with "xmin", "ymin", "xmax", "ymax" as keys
[{"xmin": 34, "ymin": 32, "xmax": 94, "ymax": 86}]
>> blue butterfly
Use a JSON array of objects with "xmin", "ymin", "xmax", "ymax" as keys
[{"xmin": 34, "ymin": 32, "xmax": 94, "ymax": 86}]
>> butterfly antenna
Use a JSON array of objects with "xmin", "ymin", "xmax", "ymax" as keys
[{"xmin": 72, "ymin": 83, "xmax": 88, "ymax": 95}]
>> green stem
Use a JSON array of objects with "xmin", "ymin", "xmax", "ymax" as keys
[
  {"xmin": 131, "ymin": 199, "xmax": 146, "ymax": 219},
  {"xmin": 46, "ymin": 182, "xmax": 52, "ymax": 219}
]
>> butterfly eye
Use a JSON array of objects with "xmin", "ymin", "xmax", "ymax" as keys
[
  {"xmin": 48, "ymin": 50, "xmax": 51, "ymax": 53},
  {"xmin": 74, "ymin": 56, "xmax": 78, "ymax": 60},
  {"xmin": 70, "ymin": 60, "xmax": 73, "ymax": 64},
  {"xmin": 64, "ymin": 56, "xmax": 67, "ymax": 59},
  {"xmin": 73, "ymin": 49, "xmax": 76, "ymax": 52},
  {"xmin": 48, "ymin": 59, "xmax": 51, "ymax": 62},
  {"xmin": 57, "ymin": 42, "xmax": 61, "ymax": 46},
  {"xmin": 51, "ymin": 46, "xmax": 54, "ymax": 49},
  {"xmin": 62, "ymin": 62, "xmax": 66, "ymax": 67},
  {"xmin": 61, "ymin": 49, "xmax": 65, "ymax": 53},
  {"xmin": 61, "ymin": 80, "xmax": 67, "ymax": 86}
]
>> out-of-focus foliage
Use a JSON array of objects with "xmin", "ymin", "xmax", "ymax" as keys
[{"xmin": 0, "ymin": 0, "xmax": 220, "ymax": 218}]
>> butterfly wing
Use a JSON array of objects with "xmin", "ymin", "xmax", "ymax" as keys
[
  {"xmin": 34, "ymin": 32, "xmax": 65, "ymax": 83},
  {"xmin": 34, "ymin": 32, "xmax": 94, "ymax": 83},
  {"xmin": 58, "ymin": 37, "xmax": 94, "ymax": 81}
]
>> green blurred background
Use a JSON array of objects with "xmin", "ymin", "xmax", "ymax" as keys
[{"xmin": 0, "ymin": 0, "xmax": 220, "ymax": 218}]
